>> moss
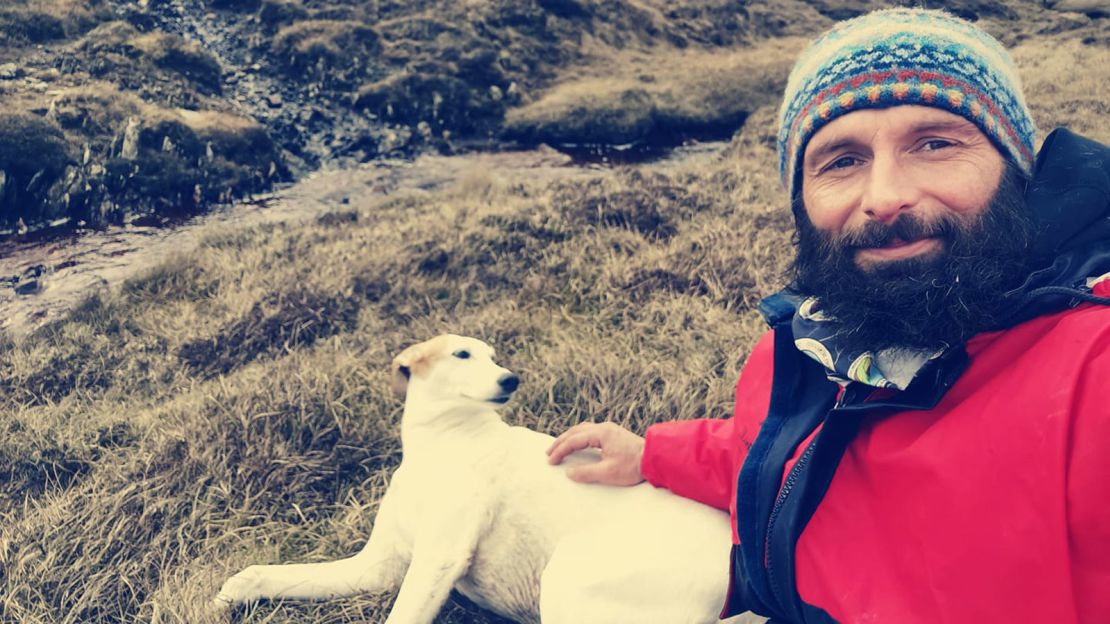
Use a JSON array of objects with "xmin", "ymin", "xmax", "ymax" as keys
[
  {"xmin": 0, "ymin": 112, "xmax": 74, "ymax": 228},
  {"xmin": 0, "ymin": 113, "xmax": 72, "ymax": 179},
  {"xmin": 43, "ymin": 84, "xmax": 284, "ymax": 225},
  {"xmin": 270, "ymin": 19, "xmax": 380, "ymax": 80},
  {"xmin": 502, "ymin": 43, "xmax": 799, "ymax": 148},
  {"xmin": 0, "ymin": 0, "xmax": 107, "ymax": 46},
  {"xmin": 131, "ymin": 33, "xmax": 223, "ymax": 93},
  {"xmin": 70, "ymin": 21, "xmax": 222, "ymax": 96},
  {"xmin": 0, "ymin": 8, "xmax": 66, "ymax": 44},
  {"xmin": 504, "ymin": 86, "xmax": 656, "ymax": 145},
  {"xmin": 177, "ymin": 109, "xmax": 284, "ymax": 173},
  {"xmin": 258, "ymin": 0, "xmax": 308, "ymax": 29},
  {"xmin": 207, "ymin": 0, "xmax": 262, "ymax": 10},
  {"xmin": 47, "ymin": 83, "xmax": 146, "ymax": 143}
]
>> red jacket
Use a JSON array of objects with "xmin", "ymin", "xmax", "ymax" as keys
[{"xmin": 641, "ymin": 279, "xmax": 1110, "ymax": 623}]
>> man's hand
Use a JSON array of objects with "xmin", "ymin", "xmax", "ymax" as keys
[{"xmin": 545, "ymin": 422, "xmax": 645, "ymax": 486}]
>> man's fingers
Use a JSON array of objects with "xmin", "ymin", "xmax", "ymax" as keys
[
  {"xmin": 546, "ymin": 429, "xmax": 602, "ymax": 464},
  {"xmin": 565, "ymin": 461, "xmax": 612, "ymax": 484},
  {"xmin": 546, "ymin": 422, "xmax": 594, "ymax": 454}
]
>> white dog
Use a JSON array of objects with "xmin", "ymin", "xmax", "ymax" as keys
[{"xmin": 215, "ymin": 334, "xmax": 764, "ymax": 624}]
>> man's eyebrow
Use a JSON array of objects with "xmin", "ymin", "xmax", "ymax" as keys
[
  {"xmin": 804, "ymin": 137, "xmax": 860, "ymax": 167},
  {"xmin": 804, "ymin": 119, "xmax": 980, "ymax": 167}
]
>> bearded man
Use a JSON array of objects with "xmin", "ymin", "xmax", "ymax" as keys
[{"xmin": 547, "ymin": 8, "xmax": 1110, "ymax": 624}]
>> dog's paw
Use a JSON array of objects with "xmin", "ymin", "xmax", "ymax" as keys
[{"xmin": 214, "ymin": 565, "xmax": 265, "ymax": 606}]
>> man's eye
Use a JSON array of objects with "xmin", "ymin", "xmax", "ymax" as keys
[
  {"xmin": 453, "ymin": 350, "xmax": 470, "ymax": 359},
  {"xmin": 823, "ymin": 155, "xmax": 858, "ymax": 172},
  {"xmin": 921, "ymin": 139, "xmax": 954, "ymax": 151}
]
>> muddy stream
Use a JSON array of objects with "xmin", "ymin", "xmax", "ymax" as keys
[{"xmin": 0, "ymin": 141, "xmax": 724, "ymax": 338}]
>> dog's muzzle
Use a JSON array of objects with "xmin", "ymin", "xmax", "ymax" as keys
[{"xmin": 489, "ymin": 373, "xmax": 520, "ymax": 404}]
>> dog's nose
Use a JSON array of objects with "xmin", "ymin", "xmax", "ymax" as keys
[{"xmin": 498, "ymin": 373, "xmax": 520, "ymax": 393}]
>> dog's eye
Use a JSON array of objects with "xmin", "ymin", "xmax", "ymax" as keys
[{"xmin": 453, "ymin": 350, "xmax": 471, "ymax": 360}]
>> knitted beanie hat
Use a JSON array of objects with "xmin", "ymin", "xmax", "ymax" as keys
[{"xmin": 776, "ymin": 8, "xmax": 1036, "ymax": 197}]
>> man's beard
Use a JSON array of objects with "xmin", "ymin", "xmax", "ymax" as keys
[{"xmin": 792, "ymin": 164, "xmax": 1036, "ymax": 354}]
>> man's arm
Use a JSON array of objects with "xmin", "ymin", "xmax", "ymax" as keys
[{"xmin": 546, "ymin": 331, "xmax": 777, "ymax": 511}]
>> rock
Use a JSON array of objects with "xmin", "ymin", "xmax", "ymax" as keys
[
  {"xmin": 25, "ymin": 169, "xmax": 46, "ymax": 193},
  {"xmin": 0, "ymin": 63, "xmax": 21, "ymax": 80},
  {"xmin": 15, "ymin": 264, "xmax": 46, "ymax": 295},
  {"xmin": 121, "ymin": 117, "xmax": 142, "ymax": 160},
  {"xmin": 267, "ymin": 93, "xmax": 283, "ymax": 108},
  {"xmin": 15, "ymin": 278, "xmax": 41, "ymax": 295}
]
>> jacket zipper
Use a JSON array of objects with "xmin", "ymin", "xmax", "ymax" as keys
[
  {"xmin": 762, "ymin": 388, "xmax": 851, "ymax": 618},
  {"xmin": 763, "ymin": 435, "xmax": 817, "ymax": 611}
]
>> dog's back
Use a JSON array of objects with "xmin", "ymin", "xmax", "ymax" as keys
[{"xmin": 438, "ymin": 424, "xmax": 748, "ymax": 624}]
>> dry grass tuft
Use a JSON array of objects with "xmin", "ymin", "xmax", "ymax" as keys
[
  {"xmin": 272, "ymin": 19, "xmax": 381, "ymax": 80},
  {"xmin": 503, "ymin": 39, "xmax": 806, "ymax": 145}
]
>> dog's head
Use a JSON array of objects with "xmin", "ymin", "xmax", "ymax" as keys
[{"xmin": 391, "ymin": 334, "xmax": 519, "ymax": 407}]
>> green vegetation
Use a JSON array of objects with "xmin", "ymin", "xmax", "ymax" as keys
[{"xmin": 1, "ymin": 2, "xmax": 1110, "ymax": 623}]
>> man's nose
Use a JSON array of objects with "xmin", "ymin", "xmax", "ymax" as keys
[{"xmin": 861, "ymin": 154, "xmax": 919, "ymax": 224}]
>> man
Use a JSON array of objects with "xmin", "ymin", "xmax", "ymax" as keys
[{"xmin": 547, "ymin": 8, "xmax": 1110, "ymax": 624}]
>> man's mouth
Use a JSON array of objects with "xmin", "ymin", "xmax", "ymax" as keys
[{"xmin": 855, "ymin": 237, "xmax": 941, "ymax": 264}]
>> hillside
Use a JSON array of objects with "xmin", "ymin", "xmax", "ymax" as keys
[
  {"xmin": 2, "ymin": 0, "xmax": 1106, "ymax": 234},
  {"xmin": 1, "ymin": 1, "xmax": 1109, "ymax": 623}
]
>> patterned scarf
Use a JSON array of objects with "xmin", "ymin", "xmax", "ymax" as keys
[{"xmin": 790, "ymin": 296, "xmax": 942, "ymax": 390}]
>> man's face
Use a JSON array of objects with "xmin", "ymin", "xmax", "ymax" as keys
[
  {"xmin": 800, "ymin": 106, "xmax": 1005, "ymax": 271},
  {"xmin": 792, "ymin": 106, "xmax": 1035, "ymax": 352}
]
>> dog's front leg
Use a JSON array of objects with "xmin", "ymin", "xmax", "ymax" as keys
[
  {"xmin": 382, "ymin": 506, "xmax": 487, "ymax": 624},
  {"xmin": 215, "ymin": 486, "xmax": 409, "ymax": 606}
]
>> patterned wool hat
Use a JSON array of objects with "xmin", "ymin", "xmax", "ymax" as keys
[{"xmin": 777, "ymin": 8, "xmax": 1037, "ymax": 197}]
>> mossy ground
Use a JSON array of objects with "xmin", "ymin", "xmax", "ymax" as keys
[
  {"xmin": 2, "ymin": 2, "xmax": 1110, "ymax": 623},
  {"xmin": 2, "ymin": 0, "xmax": 1107, "ymax": 231}
]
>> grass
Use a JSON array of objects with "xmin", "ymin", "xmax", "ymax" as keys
[
  {"xmin": 2, "ymin": 5, "xmax": 1110, "ymax": 624},
  {"xmin": 502, "ymin": 39, "xmax": 807, "ymax": 145},
  {"xmin": 0, "ymin": 110, "xmax": 786, "ymax": 622}
]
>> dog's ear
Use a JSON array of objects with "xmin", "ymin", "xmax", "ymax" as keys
[
  {"xmin": 391, "ymin": 363, "xmax": 411, "ymax": 401},
  {"xmin": 390, "ymin": 335, "xmax": 453, "ymax": 401}
]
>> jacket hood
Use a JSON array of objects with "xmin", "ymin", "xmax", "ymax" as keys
[
  {"xmin": 996, "ymin": 128, "xmax": 1110, "ymax": 328},
  {"xmin": 1026, "ymin": 128, "xmax": 1110, "ymax": 262}
]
